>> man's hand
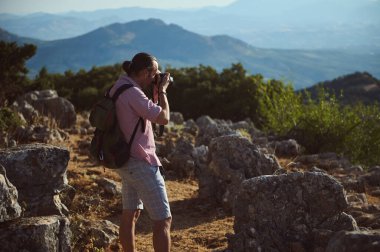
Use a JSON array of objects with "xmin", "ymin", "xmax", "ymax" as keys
[{"xmin": 159, "ymin": 73, "xmax": 171, "ymax": 93}]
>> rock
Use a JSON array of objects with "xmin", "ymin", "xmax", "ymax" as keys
[
  {"xmin": 347, "ymin": 202, "xmax": 380, "ymax": 229},
  {"xmin": 269, "ymin": 139, "xmax": 302, "ymax": 157},
  {"xmin": 310, "ymin": 166, "xmax": 327, "ymax": 173},
  {"xmin": 12, "ymin": 89, "xmax": 76, "ymax": 128},
  {"xmin": 170, "ymin": 112, "xmax": 184, "ymax": 125},
  {"xmin": 340, "ymin": 177, "xmax": 366, "ymax": 193},
  {"xmin": 192, "ymin": 145, "xmax": 208, "ymax": 166},
  {"xmin": 345, "ymin": 165, "xmax": 364, "ymax": 174},
  {"xmin": 369, "ymin": 166, "xmax": 380, "ymax": 173},
  {"xmin": 8, "ymin": 140, "xmax": 17, "ymax": 148},
  {"xmin": 167, "ymin": 137, "xmax": 197, "ymax": 178},
  {"xmin": 97, "ymin": 178, "xmax": 121, "ymax": 196},
  {"xmin": 11, "ymin": 99, "xmax": 38, "ymax": 123},
  {"xmin": 183, "ymin": 119, "xmax": 199, "ymax": 136},
  {"xmin": 326, "ymin": 230, "xmax": 380, "ymax": 252},
  {"xmin": 71, "ymin": 218, "xmax": 118, "ymax": 249},
  {"xmin": 0, "ymin": 215, "xmax": 71, "ymax": 252},
  {"xmin": 195, "ymin": 123, "xmax": 237, "ymax": 147},
  {"xmin": 196, "ymin": 115, "xmax": 217, "ymax": 129},
  {"xmin": 230, "ymin": 172, "xmax": 358, "ymax": 252},
  {"xmin": 12, "ymin": 125, "xmax": 67, "ymax": 144},
  {"xmin": 231, "ymin": 120, "xmax": 263, "ymax": 138},
  {"xmin": 296, "ymin": 152, "xmax": 352, "ymax": 171},
  {"xmin": 0, "ymin": 165, "xmax": 22, "ymax": 222},
  {"xmin": 77, "ymin": 139, "xmax": 91, "ymax": 156},
  {"xmin": 0, "ymin": 144, "xmax": 70, "ymax": 217},
  {"xmin": 369, "ymin": 187, "xmax": 380, "ymax": 197},
  {"xmin": 346, "ymin": 193, "xmax": 368, "ymax": 207},
  {"xmin": 359, "ymin": 167, "xmax": 380, "ymax": 187},
  {"xmin": 199, "ymin": 135, "xmax": 280, "ymax": 212},
  {"xmin": 85, "ymin": 219, "xmax": 119, "ymax": 248}
]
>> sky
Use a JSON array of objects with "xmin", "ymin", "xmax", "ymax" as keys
[{"xmin": 0, "ymin": 0, "xmax": 236, "ymax": 14}]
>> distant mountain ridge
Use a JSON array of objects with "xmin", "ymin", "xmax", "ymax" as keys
[
  {"xmin": 0, "ymin": 0, "xmax": 379, "ymax": 50},
  {"xmin": 302, "ymin": 72, "xmax": 380, "ymax": 105},
  {"xmin": 1, "ymin": 19, "xmax": 379, "ymax": 89}
]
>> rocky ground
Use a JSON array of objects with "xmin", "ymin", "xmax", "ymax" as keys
[
  {"xmin": 67, "ymin": 125, "xmax": 380, "ymax": 251},
  {"xmin": 67, "ymin": 133, "xmax": 234, "ymax": 251},
  {"xmin": 2, "ymin": 89, "xmax": 380, "ymax": 251}
]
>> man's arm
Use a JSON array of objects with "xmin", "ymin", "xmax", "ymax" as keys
[
  {"xmin": 154, "ymin": 74, "xmax": 171, "ymax": 125},
  {"xmin": 155, "ymin": 91, "xmax": 170, "ymax": 125}
]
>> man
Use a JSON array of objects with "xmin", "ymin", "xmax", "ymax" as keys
[{"xmin": 110, "ymin": 52, "xmax": 171, "ymax": 252}]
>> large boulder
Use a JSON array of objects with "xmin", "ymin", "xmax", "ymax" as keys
[
  {"xmin": 230, "ymin": 172, "xmax": 358, "ymax": 252},
  {"xmin": 12, "ymin": 89, "xmax": 76, "ymax": 128},
  {"xmin": 166, "ymin": 137, "xmax": 197, "ymax": 178},
  {"xmin": 0, "ymin": 144, "xmax": 71, "ymax": 217},
  {"xmin": 326, "ymin": 229, "xmax": 380, "ymax": 252},
  {"xmin": 269, "ymin": 139, "xmax": 302, "ymax": 157},
  {"xmin": 0, "ymin": 215, "xmax": 71, "ymax": 252},
  {"xmin": 0, "ymin": 165, "xmax": 22, "ymax": 222},
  {"xmin": 199, "ymin": 135, "xmax": 280, "ymax": 212},
  {"xmin": 195, "ymin": 123, "xmax": 237, "ymax": 147}
]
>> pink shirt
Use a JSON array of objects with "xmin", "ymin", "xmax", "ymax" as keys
[{"xmin": 110, "ymin": 75, "xmax": 162, "ymax": 166}]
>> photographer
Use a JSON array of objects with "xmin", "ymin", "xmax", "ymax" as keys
[{"xmin": 110, "ymin": 52, "xmax": 171, "ymax": 252}]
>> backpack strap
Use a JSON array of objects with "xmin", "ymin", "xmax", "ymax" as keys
[
  {"xmin": 110, "ymin": 83, "xmax": 134, "ymax": 102},
  {"xmin": 129, "ymin": 117, "xmax": 144, "ymax": 146},
  {"xmin": 109, "ymin": 83, "xmax": 146, "ymax": 143}
]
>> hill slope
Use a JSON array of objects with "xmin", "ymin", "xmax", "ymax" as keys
[
  {"xmin": 302, "ymin": 72, "xmax": 380, "ymax": 105},
  {"xmin": 1, "ymin": 19, "xmax": 379, "ymax": 89}
]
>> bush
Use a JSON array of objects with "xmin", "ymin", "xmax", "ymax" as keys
[
  {"xmin": 75, "ymin": 87, "xmax": 100, "ymax": 109},
  {"xmin": 259, "ymin": 86, "xmax": 380, "ymax": 167},
  {"xmin": 257, "ymin": 79, "xmax": 303, "ymax": 134},
  {"xmin": 0, "ymin": 107, "xmax": 24, "ymax": 132}
]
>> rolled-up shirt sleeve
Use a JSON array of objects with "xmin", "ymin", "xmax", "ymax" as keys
[{"xmin": 128, "ymin": 87, "xmax": 162, "ymax": 122}]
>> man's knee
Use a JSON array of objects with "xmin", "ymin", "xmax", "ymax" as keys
[
  {"xmin": 122, "ymin": 209, "xmax": 141, "ymax": 225},
  {"xmin": 153, "ymin": 216, "xmax": 172, "ymax": 230}
]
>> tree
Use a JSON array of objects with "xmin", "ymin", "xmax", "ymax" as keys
[{"xmin": 0, "ymin": 41, "xmax": 36, "ymax": 106}]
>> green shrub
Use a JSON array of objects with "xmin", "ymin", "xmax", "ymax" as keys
[
  {"xmin": 257, "ymin": 79, "xmax": 303, "ymax": 134},
  {"xmin": 343, "ymin": 103, "xmax": 380, "ymax": 167},
  {"xmin": 75, "ymin": 87, "xmax": 100, "ymax": 109},
  {"xmin": 259, "ymin": 86, "xmax": 380, "ymax": 167},
  {"xmin": 0, "ymin": 107, "xmax": 24, "ymax": 132}
]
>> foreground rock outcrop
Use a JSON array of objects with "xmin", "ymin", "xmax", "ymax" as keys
[
  {"xmin": 0, "ymin": 144, "xmax": 73, "ymax": 251},
  {"xmin": 0, "ymin": 165, "xmax": 22, "ymax": 222},
  {"xmin": 0, "ymin": 144, "xmax": 71, "ymax": 216},
  {"xmin": 229, "ymin": 172, "xmax": 358, "ymax": 252},
  {"xmin": 199, "ymin": 135, "xmax": 281, "ymax": 212},
  {"xmin": 0, "ymin": 215, "xmax": 71, "ymax": 252}
]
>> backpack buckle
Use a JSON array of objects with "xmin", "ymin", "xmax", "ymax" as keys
[{"xmin": 99, "ymin": 151, "xmax": 104, "ymax": 161}]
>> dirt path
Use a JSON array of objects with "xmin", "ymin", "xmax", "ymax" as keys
[{"xmin": 67, "ymin": 133, "xmax": 234, "ymax": 251}]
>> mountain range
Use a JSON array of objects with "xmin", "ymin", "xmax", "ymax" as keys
[
  {"xmin": 1, "ymin": 0, "xmax": 379, "ymax": 50},
  {"xmin": 1, "ymin": 18, "xmax": 379, "ymax": 89}
]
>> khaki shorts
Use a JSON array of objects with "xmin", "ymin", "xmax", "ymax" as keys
[{"xmin": 116, "ymin": 158, "xmax": 171, "ymax": 221}]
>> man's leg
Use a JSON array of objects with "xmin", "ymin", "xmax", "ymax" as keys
[
  {"xmin": 153, "ymin": 216, "xmax": 172, "ymax": 252},
  {"xmin": 119, "ymin": 209, "xmax": 141, "ymax": 252}
]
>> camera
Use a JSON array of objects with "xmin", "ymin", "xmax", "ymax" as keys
[{"xmin": 155, "ymin": 72, "xmax": 174, "ymax": 85}]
